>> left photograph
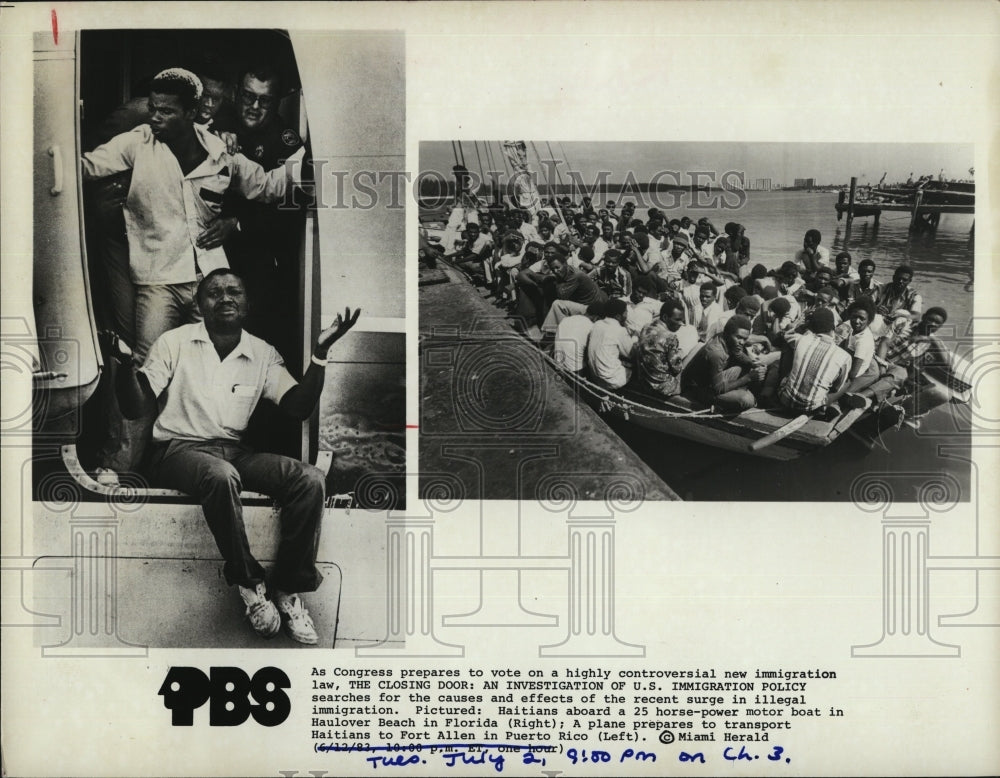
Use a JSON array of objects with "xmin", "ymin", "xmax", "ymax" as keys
[{"xmin": 27, "ymin": 28, "xmax": 405, "ymax": 648}]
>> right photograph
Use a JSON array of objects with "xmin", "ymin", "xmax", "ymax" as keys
[{"xmin": 418, "ymin": 141, "xmax": 978, "ymax": 502}]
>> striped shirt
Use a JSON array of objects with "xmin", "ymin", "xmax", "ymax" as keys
[
  {"xmin": 876, "ymin": 283, "xmax": 922, "ymax": 316},
  {"xmin": 778, "ymin": 332, "xmax": 851, "ymax": 412},
  {"xmin": 882, "ymin": 332, "xmax": 935, "ymax": 370}
]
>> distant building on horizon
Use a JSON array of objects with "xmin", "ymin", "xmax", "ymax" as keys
[
  {"xmin": 793, "ymin": 177, "xmax": 816, "ymax": 188},
  {"xmin": 745, "ymin": 177, "xmax": 773, "ymax": 191}
]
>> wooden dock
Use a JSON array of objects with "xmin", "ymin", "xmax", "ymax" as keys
[{"xmin": 836, "ymin": 176, "xmax": 974, "ymax": 232}]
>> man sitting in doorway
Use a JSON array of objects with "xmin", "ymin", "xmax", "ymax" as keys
[{"xmin": 114, "ymin": 269, "xmax": 360, "ymax": 644}]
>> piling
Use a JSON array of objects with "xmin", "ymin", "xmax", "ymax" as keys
[
  {"xmin": 909, "ymin": 189, "xmax": 923, "ymax": 232},
  {"xmin": 846, "ymin": 177, "xmax": 857, "ymax": 228}
]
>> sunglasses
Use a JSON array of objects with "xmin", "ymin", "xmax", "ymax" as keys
[{"xmin": 239, "ymin": 89, "xmax": 276, "ymax": 109}]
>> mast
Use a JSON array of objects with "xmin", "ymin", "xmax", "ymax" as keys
[{"xmin": 501, "ymin": 141, "xmax": 542, "ymax": 216}]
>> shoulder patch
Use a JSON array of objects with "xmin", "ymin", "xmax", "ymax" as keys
[{"xmin": 281, "ymin": 128, "xmax": 300, "ymax": 147}]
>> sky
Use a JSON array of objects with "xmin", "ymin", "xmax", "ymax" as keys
[{"xmin": 420, "ymin": 141, "xmax": 974, "ymax": 188}]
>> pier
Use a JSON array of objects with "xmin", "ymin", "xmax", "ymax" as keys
[
  {"xmin": 419, "ymin": 261, "xmax": 679, "ymax": 502},
  {"xmin": 836, "ymin": 176, "xmax": 975, "ymax": 233}
]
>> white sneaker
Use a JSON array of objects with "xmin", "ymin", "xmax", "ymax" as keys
[
  {"xmin": 94, "ymin": 467, "xmax": 121, "ymax": 488},
  {"xmin": 239, "ymin": 583, "xmax": 280, "ymax": 638},
  {"xmin": 275, "ymin": 592, "xmax": 318, "ymax": 645}
]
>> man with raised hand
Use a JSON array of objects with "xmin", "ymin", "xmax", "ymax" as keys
[
  {"xmin": 81, "ymin": 67, "xmax": 304, "ymax": 478},
  {"xmin": 114, "ymin": 268, "xmax": 360, "ymax": 644}
]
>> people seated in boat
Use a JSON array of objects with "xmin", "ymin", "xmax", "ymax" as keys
[
  {"xmin": 680, "ymin": 315, "xmax": 764, "ymax": 412},
  {"xmin": 691, "ymin": 225, "xmax": 716, "ymax": 263},
  {"xmin": 477, "ymin": 210, "xmax": 496, "ymax": 239},
  {"xmin": 601, "ymin": 220, "xmax": 616, "ymax": 246},
  {"xmin": 536, "ymin": 253, "xmax": 609, "ymax": 337},
  {"xmin": 796, "ymin": 286, "xmax": 841, "ymax": 332},
  {"xmin": 710, "ymin": 234, "xmax": 729, "ymax": 267},
  {"xmin": 844, "ymin": 258, "xmax": 881, "ymax": 306},
  {"xmin": 697, "ymin": 217, "xmax": 720, "ymax": 239},
  {"xmin": 495, "ymin": 229, "xmax": 526, "ymax": 266},
  {"xmin": 829, "ymin": 251, "xmax": 860, "ymax": 306},
  {"xmin": 553, "ymin": 301, "xmax": 605, "ymax": 375},
  {"xmin": 721, "ymin": 284, "xmax": 747, "ymax": 310},
  {"xmin": 451, "ymin": 222, "xmax": 493, "ymax": 281},
  {"xmin": 679, "ymin": 257, "xmax": 725, "ymax": 310},
  {"xmin": 572, "ymin": 244, "xmax": 596, "ymax": 272},
  {"xmin": 692, "ymin": 282, "xmax": 726, "ymax": 340},
  {"xmin": 624, "ymin": 282, "xmax": 667, "ymax": 335},
  {"xmin": 705, "ymin": 290, "xmax": 762, "ymax": 342},
  {"xmin": 831, "ymin": 297, "xmax": 907, "ymax": 408},
  {"xmin": 585, "ymin": 299, "xmax": 636, "ymax": 390},
  {"xmin": 517, "ymin": 209, "xmax": 541, "ymax": 244},
  {"xmin": 588, "ymin": 224, "xmax": 612, "ymax": 264},
  {"xmin": 723, "ymin": 222, "xmax": 751, "ymax": 270},
  {"xmin": 512, "ymin": 245, "xmax": 553, "ymax": 331},
  {"xmin": 794, "ymin": 229, "xmax": 831, "ymax": 276},
  {"xmin": 744, "ymin": 263, "xmax": 771, "ymax": 296},
  {"xmin": 711, "ymin": 236, "xmax": 744, "ymax": 283},
  {"xmin": 777, "ymin": 261, "xmax": 806, "ymax": 298},
  {"xmin": 876, "ymin": 307, "xmax": 953, "ymax": 422},
  {"xmin": 631, "ymin": 298, "xmax": 696, "ymax": 399},
  {"xmin": 418, "ymin": 227, "xmax": 442, "ymax": 269},
  {"xmin": 755, "ymin": 295, "xmax": 798, "ymax": 349},
  {"xmin": 619, "ymin": 234, "xmax": 673, "ymax": 298},
  {"xmin": 521, "ymin": 239, "xmax": 546, "ymax": 270},
  {"xmin": 490, "ymin": 230, "xmax": 527, "ymax": 302},
  {"xmin": 776, "ymin": 307, "xmax": 854, "ymax": 415},
  {"xmin": 590, "ymin": 249, "xmax": 632, "ymax": 299},
  {"xmin": 875, "ymin": 264, "xmax": 923, "ymax": 323},
  {"xmin": 536, "ymin": 219, "xmax": 555, "ymax": 246},
  {"xmin": 645, "ymin": 220, "xmax": 668, "ymax": 265},
  {"xmin": 797, "ymin": 266, "xmax": 835, "ymax": 300},
  {"xmin": 547, "ymin": 209, "xmax": 575, "ymax": 247}
]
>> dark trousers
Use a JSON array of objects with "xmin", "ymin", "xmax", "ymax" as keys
[{"xmin": 148, "ymin": 439, "xmax": 326, "ymax": 593}]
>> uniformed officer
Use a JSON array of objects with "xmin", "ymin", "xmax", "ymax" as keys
[{"xmin": 217, "ymin": 65, "xmax": 305, "ymax": 367}]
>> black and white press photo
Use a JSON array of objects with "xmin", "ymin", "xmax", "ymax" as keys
[
  {"xmin": 26, "ymin": 27, "xmax": 405, "ymax": 648},
  {"xmin": 419, "ymin": 141, "xmax": 977, "ymax": 502}
]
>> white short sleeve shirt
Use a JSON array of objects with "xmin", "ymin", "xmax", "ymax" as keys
[{"xmin": 140, "ymin": 323, "xmax": 298, "ymax": 442}]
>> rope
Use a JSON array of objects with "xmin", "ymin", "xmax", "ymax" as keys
[
  {"xmin": 559, "ymin": 142, "xmax": 575, "ymax": 202},
  {"xmin": 533, "ymin": 347, "xmax": 731, "ymax": 420},
  {"xmin": 421, "ymin": 331, "xmax": 731, "ymax": 422},
  {"xmin": 498, "ymin": 140, "xmax": 513, "ymax": 180},
  {"xmin": 546, "ymin": 141, "xmax": 565, "ymax": 191},
  {"xmin": 473, "ymin": 140, "xmax": 487, "ymax": 190},
  {"xmin": 529, "ymin": 140, "xmax": 549, "ymax": 197},
  {"xmin": 483, "ymin": 142, "xmax": 498, "ymax": 202}
]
